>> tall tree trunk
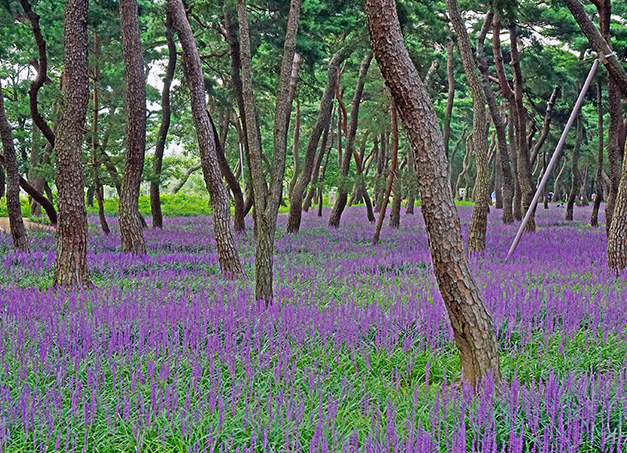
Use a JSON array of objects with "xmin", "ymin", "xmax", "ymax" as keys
[
  {"xmin": 303, "ymin": 107, "xmax": 334, "ymax": 212},
  {"xmin": 288, "ymin": 102, "xmax": 301, "ymax": 198},
  {"xmin": 366, "ymin": 0, "xmax": 500, "ymax": 386},
  {"xmin": 476, "ymin": 11, "xmax": 513, "ymax": 224},
  {"xmin": 529, "ymin": 87, "xmax": 560, "ymax": 168},
  {"xmin": 448, "ymin": 0, "xmax": 490, "ymax": 252},
  {"xmin": 591, "ymin": 79, "xmax": 604, "ymax": 227},
  {"xmin": 119, "ymin": 0, "xmax": 147, "ymax": 254},
  {"xmin": 151, "ymin": 12, "xmax": 177, "ymax": 229},
  {"xmin": 566, "ymin": 116, "xmax": 583, "ymax": 221},
  {"xmin": 28, "ymin": 126, "xmax": 44, "ymax": 217},
  {"xmin": 0, "ymin": 166, "xmax": 4, "ymax": 199},
  {"xmin": 287, "ymin": 50, "xmax": 350, "ymax": 232},
  {"xmin": 169, "ymin": 0, "xmax": 243, "ymax": 277},
  {"xmin": 91, "ymin": 33, "xmax": 110, "ymax": 235},
  {"xmin": 443, "ymin": 35, "xmax": 455, "ymax": 157},
  {"xmin": 0, "ymin": 82, "xmax": 29, "ymax": 252},
  {"xmin": 509, "ymin": 22, "xmax": 535, "ymax": 231},
  {"xmin": 329, "ymin": 52, "xmax": 373, "ymax": 228},
  {"xmin": 373, "ymin": 99, "xmax": 399, "ymax": 244},
  {"xmin": 54, "ymin": 0, "xmax": 90, "ymax": 287},
  {"xmin": 389, "ymin": 158, "xmax": 403, "ymax": 228},
  {"xmin": 237, "ymin": 0, "xmax": 301, "ymax": 301}
]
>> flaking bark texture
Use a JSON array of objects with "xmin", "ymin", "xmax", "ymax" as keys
[
  {"xmin": 0, "ymin": 82, "xmax": 29, "ymax": 252},
  {"xmin": 151, "ymin": 13, "xmax": 176, "ymax": 229},
  {"xmin": 287, "ymin": 49, "xmax": 350, "ymax": 233},
  {"xmin": 365, "ymin": 0, "xmax": 500, "ymax": 386},
  {"xmin": 169, "ymin": 0, "xmax": 243, "ymax": 278},
  {"xmin": 447, "ymin": 0, "xmax": 490, "ymax": 253},
  {"xmin": 329, "ymin": 53, "xmax": 373, "ymax": 228},
  {"xmin": 119, "ymin": 0, "xmax": 147, "ymax": 254},
  {"xmin": 53, "ymin": 0, "xmax": 90, "ymax": 288}
]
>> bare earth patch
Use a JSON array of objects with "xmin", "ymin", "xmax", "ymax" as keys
[{"xmin": 0, "ymin": 217, "xmax": 55, "ymax": 233}]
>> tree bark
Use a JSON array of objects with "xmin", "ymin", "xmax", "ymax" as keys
[
  {"xmin": 476, "ymin": 11, "xmax": 514, "ymax": 224},
  {"xmin": 237, "ymin": 0, "xmax": 301, "ymax": 301},
  {"xmin": 119, "ymin": 0, "xmax": 147, "ymax": 253},
  {"xmin": 448, "ymin": 0, "xmax": 490, "ymax": 252},
  {"xmin": 365, "ymin": 0, "xmax": 501, "ymax": 386},
  {"xmin": 0, "ymin": 82, "xmax": 29, "ymax": 252},
  {"xmin": 91, "ymin": 33, "xmax": 110, "ymax": 235},
  {"xmin": 151, "ymin": 12, "xmax": 177, "ymax": 229},
  {"xmin": 566, "ymin": 116, "xmax": 583, "ymax": 221},
  {"xmin": 389, "ymin": 157, "xmax": 403, "ymax": 228},
  {"xmin": 170, "ymin": 163, "xmax": 201, "ymax": 194},
  {"xmin": 287, "ymin": 49, "xmax": 350, "ymax": 233},
  {"xmin": 443, "ymin": 36, "xmax": 455, "ymax": 157},
  {"xmin": 591, "ymin": 80, "xmax": 604, "ymax": 227},
  {"xmin": 303, "ymin": 107, "xmax": 334, "ymax": 212},
  {"xmin": 169, "ymin": 0, "xmax": 243, "ymax": 278},
  {"xmin": 329, "ymin": 53, "xmax": 373, "ymax": 228},
  {"xmin": 53, "ymin": 0, "xmax": 90, "ymax": 288},
  {"xmin": 529, "ymin": 86, "xmax": 560, "ymax": 168}
]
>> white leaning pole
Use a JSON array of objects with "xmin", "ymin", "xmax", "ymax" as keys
[{"xmin": 506, "ymin": 57, "xmax": 601, "ymax": 261}]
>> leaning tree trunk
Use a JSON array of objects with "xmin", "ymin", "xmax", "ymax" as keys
[
  {"xmin": 303, "ymin": 109, "xmax": 333, "ymax": 212},
  {"xmin": 119, "ymin": 0, "xmax": 147, "ymax": 254},
  {"xmin": 329, "ymin": 53, "xmax": 373, "ymax": 228},
  {"xmin": 448, "ymin": 0, "xmax": 490, "ymax": 252},
  {"xmin": 53, "ymin": 0, "xmax": 90, "ymax": 288},
  {"xmin": 591, "ymin": 79, "xmax": 604, "ymax": 227},
  {"xmin": 365, "ymin": 0, "xmax": 500, "ymax": 386},
  {"xmin": 169, "ymin": 0, "xmax": 243, "ymax": 277},
  {"xmin": 0, "ymin": 82, "xmax": 29, "ymax": 252},
  {"xmin": 287, "ymin": 49, "xmax": 350, "ymax": 233},
  {"xmin": 151, "ymin": 12, "xmax": 177, "ymax": 229},
  {"xmin": 566, "ymin": 116, "xmax": 583, "ymax": 221}
]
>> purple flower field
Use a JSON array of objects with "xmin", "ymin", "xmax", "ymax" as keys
[{"xmin": 0, "ymin": 206, "xmax": 626, "ymax": 452}]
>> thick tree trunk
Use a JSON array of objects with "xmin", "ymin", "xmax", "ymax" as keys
[
  {"xmin": 366, "ymin": 0, "xmax": 500, "ymax": 386},
  {"xmin": 0, "ymin": 82, "xmax": 29, "ymax": 252},
  {"xmin": 448, "ymin": 0, "xmax": 490, "ymax": 252},
  {"xmin": 591, "ymin": 80, "xmax": 604, "ymax": 227},
  {"xmin": 510, "ymin": 22, "xmax": 535, "ymax": 231},
  {"xmin": 566, "ymin": 116, "xmax": 583, "ymax": 221},
  {"xmin": 237, "ymin": 0, "xmax": 301, "ymax": 301},
  {"xmin": 119, "ymin": 0, "xmax": 147, "ymax": 254},
  {"xmin": 169, "ymin": 0, "xmax": 243, "ymax": 278},
  {"xmin": 329, "ymin": 53, "xmax": 373, "ymax": 228},
  {"xmin": 476, "ymin": 11, "xmax": 513, "ymax": 224},
  {"xmin": 287, "ymin": 49, "xmax": 350, "ymax": 233},
  {"xmin": 54, "ymin": 0, "xmax": 90, "ymax": 288},
  {"xmin": 91, "ymin": 33, "xmax": 110, "ymax": 235},
  {"xmin": 151, "ymin": 13, "xmax": 176, "ymax": 229}
]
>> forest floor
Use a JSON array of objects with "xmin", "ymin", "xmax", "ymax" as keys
[
  {"xmin": 0, "ymin": 216, "xmax": 54, "ymax": 233},
  {"xmin": 0, "ymin": 205, "xmax": 625, "ymax": 451}
]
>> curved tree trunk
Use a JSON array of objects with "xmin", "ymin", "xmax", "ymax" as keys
[
  {"xmin": 287, "ymin": 49, "xmax": 350, "ymax": 233},
  {"xmin": 303, "ymin": 109, "xmax": 334, "ymax": 212},
  {"xmin": 329, "ymin": 52, "xmax": 373, "ymax": 228},
  {"xmin": 169, "ymin": 0, "xmax": 243, "ymax": 278},
  {"xmin": 119, "ymin": 0, "xmax": 147, "ymax": 254},
  {"xmin": 591, "ymin": 79, "xmax": 604, "ymax": 227},
  {"xmin": 566, "ymin": 116, "xmax": 583, "ymax": 221},
  {"xmin": 448, "ymin": 0, "xmax": 490, "ymax": 252},
  {"xmin": 0, "ymin": 82, "xmax": 29, "ymax": 252},
  {"xmin": 365, "ymin": 0, "xmax": 500, "ymax": 386},
  {"xmin": 151, "ymin": 12, "xmax": 177, "ymax": 229},
  {"xmin": 54, "ymin": 0, "xmax": 90, "ymax": 288}
]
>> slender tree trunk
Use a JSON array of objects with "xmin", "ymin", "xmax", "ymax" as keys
[
  {"xmin": 566, "ymin": 116, "xmax": 583, "ymax": 221},
  {"xmin": 448, "ymin": 0, "xmax": 490, "ymax": 252},
  {"xmin": 553, "ymin": 159, "xmax": 567, "ymax": 202},
  {"xmin": 54, "ymin": 0, "xmax": 90, "ymax": 288},
  {"xmin": 169, "ymin": 0, "xmax": 243, "ymax": 277},
  {"xmin": 287, "ymin": 50, "xmax": 350, "ymax": 232},
  {"xmin": 476, "ymin": 11, "xmax": 513, "ymax": 224},
  {"xmin": 119, "ymin": 0, "xmax": 147, "ymax": 254},
  {"xmin": 0, "ymin": 82, "xmax": 29, "ymax": 252},
  {"xmin": 373, "ymin": 99, "xmax": 399, "ymax": 244},
  {"xmin": 455, "ymin": 134, "xmax": 472, "ymax": 200},
  {"xmin": 91, "ymin": 33, "xmax": 110, "ymax": 235},
  {"xmin": 580, "ymin": 165, "xmax": 589, "ymax": 206},
  {"xmin": 28, "ymin": 127, "xmax": 44, "ymax": 217},
  {"xmin": 151, "ymin": 13, "xmax": 177, "ymax": 229},
  {"xmin": 237, "ymin": 0, "xmax": 301, "ymax": 301},
  {"xmin": 443, "ymin": 35, "xmax": 455, "ymax": 157},
  {"xmin": 529, "ymin": 87, "xmax": 560, "ymax": 168},
  {"xmin": 329, "ymin": 53, "xmax": 373, "ymax": 228},
  {"xmin": 0, "ymin": 166, "xmax": 4, "ymax": 199},
  {"xmin": 170, "ymin": 163, "xmax": 201, "ymax": 194},
  {"xmin": 303, "ymin": 107, "xmax": 334, "ymax": 212},
  {"xmin": 365, "ymin": 0, "xmax": 500, "ymax": 386},
  {"xmin": 389, "ymin": 158, "xmax": 402, "ymax": 228},
  {"xmin": 591, "ymin": 80, "xmax": 604, "ymax": 227}
]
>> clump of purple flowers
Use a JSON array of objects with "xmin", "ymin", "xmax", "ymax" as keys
[{"xmin": 0, "ymin": 205, "xmax": 625, "ymax": 451}]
